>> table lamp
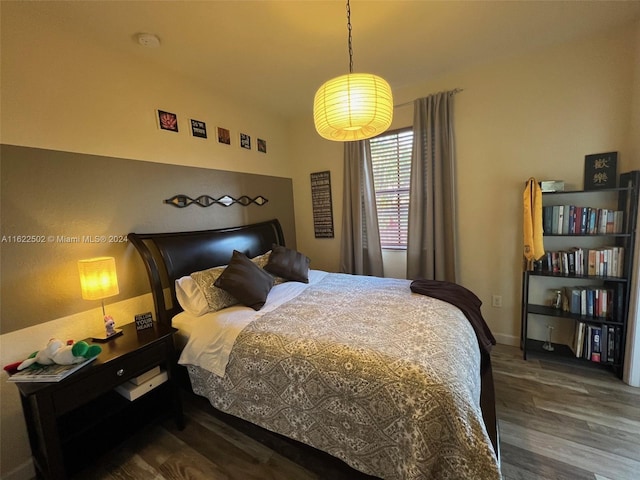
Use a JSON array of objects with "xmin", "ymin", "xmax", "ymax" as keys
[{"xmin": 78, "ymin": 256, "xmax": 122, "ymax": 342}]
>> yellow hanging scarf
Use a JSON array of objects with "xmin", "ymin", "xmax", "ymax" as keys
[{"xmin": 523, "ymin": 178, "xmax": 545, "ymax": 269}]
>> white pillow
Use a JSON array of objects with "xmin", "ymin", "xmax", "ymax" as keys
[{"xmin": 175, "ymin": 275, "xmax": 210, "ymax": 316}]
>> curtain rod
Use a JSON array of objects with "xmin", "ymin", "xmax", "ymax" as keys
[{"xmin": 393, "ymin": 88, "xmax": 464, "ymax": 109}]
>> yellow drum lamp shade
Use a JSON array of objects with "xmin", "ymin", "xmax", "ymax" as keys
[
  {"xmin": 78, "ymin": 257, "xmax": 119, "ymax": 301},
  {"xmin": 313, "ymin": 73, "xmax": 393, "ymax": 142}
]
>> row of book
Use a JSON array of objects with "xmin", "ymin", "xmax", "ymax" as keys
[
  {"xmin": 538, "ymin": 246, "xmax": 625, "ymax": 277},
  {"xmin": 572, "ymin": 322, "xmax": 622, "ymax": 364},
  {"xmin": 562, "ymin": 284, "xmax": 624, "ymax": 320},
  {"xmin": 543, "ymin": 205, "xmax": 625, "ymax": 235}
]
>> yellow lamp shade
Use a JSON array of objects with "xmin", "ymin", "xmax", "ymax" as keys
[
  {"xmin": 78, "ymin": 257, "xmax": 119, "ymax": 300},
  {"xmin": 313, "ymin": 73, "xmax": 393, "ymax": 142}
]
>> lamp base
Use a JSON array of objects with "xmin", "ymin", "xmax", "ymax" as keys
[{"xmin": 91, "ymin": 329, "xmax": 123, "ymax": 343}]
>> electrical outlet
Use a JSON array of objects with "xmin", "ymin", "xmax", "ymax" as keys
[{"xmin": 492, "ymin": 295, "xmax": 502, "ymax": 308}]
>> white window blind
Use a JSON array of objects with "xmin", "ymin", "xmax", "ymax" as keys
[{"xmin": 370, "ymin": 129, "xmax": 413, "ymax": 249}]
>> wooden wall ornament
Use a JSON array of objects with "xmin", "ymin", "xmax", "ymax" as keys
[
  {"xmin": 164, "ymin": 194, "xmax": 268, "ymax": 208},
  {"xmin": 310, "ymin": 171, "xmax": 334, "ymax": 238}
]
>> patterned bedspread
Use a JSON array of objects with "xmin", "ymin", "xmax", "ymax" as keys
[{"xmin": 187, "ymin": 272, "xmax": 501, "ymax": 479}]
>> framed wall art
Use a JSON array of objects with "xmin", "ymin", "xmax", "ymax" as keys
[
  {"xmin": 584, "ymin": 151, "xmax": 617, "ymax": 190},
  {"xmin": 190, "ymin": 119, "xmax": 207, "ymax": 138},
  {"xmin": 240, "ymin": 133, "xmax": 251, "ymax": 150},
  {"xmin": 157, "ymin": 109, "xmax": 178, "ymax": 132},
  {"xmin": 310, "ymin": 170, "xmax": 334, "ymax": 238},
  {"xmin": 217, "ymin": 127, "xmax": 231, "ymax": 145}
]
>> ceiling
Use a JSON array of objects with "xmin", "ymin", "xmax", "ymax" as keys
[{"xmin": 8, "ymin": 0, "xmax": 640, "ymax": 119}]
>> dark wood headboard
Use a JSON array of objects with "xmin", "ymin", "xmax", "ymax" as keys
[{"xmin": 128, "ymin": 219, "xmax": 285, "ymax": 325}]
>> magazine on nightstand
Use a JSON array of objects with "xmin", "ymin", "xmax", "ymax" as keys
[{"xmin": 8, "ymin": 357, "xmax": 97, "ymax": 383}]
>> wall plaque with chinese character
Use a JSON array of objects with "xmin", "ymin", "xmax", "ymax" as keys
[{"xmin": 584, "ymin": 151, "xmax": 617, "ymax": 190}]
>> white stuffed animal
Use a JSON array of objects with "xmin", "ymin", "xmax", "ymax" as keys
[{"xmin": 17, "ymin": 338, "xmax": 101, "ymax": 371}]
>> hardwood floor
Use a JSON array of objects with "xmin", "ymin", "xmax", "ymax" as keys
[
  {"xmin": 493, "ymin": 344, "xmax": 640, "ymax": 480},
  {"xmin": 73, "ymin": 344, "xmax": 640, "ymax": 479}
]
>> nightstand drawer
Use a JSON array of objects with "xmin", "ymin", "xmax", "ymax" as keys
[{"xmin": 54, "ymin": 342, "xmax": 167, "ymax": 414}]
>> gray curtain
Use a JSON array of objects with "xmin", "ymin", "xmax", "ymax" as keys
[
  {"xmin": 406, "ymin": 92, "xmax": 458, "ymax": 281},
  {"xmin": 340, "ymin": 140, "xmax": 384, "ymax": 276}
]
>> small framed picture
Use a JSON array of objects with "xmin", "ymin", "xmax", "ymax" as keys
[
  {"xmin": 257, "ymin": 138, "xmax": 267, "ymax": 153},
  {"xmin": 134, "ymin": 312, "xmax": 154, "ymax": 331},
  {"xmin": 217, "ymin": 127, "xmax": 231, "ymax": 145},
  {"xmin": 240, "ymin": 133, "xmax": 251, "ymax": 150},
  {"xmin": 584, "ymin": 151, "xmax": 617, "ymax": 190},
  {"xmin": 190, "ymin": 119, "xmax": 207, "ymax": 138},
  {"xmin": 157, "ymin": 109, "xmax": 178, "ymax": 132}
]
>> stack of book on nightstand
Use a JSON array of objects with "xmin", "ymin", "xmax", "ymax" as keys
[{"xmin": 114, "ymin": 366, "xmax": 168, "ymax": 401}]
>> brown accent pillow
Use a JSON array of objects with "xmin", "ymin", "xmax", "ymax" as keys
[
  {"xmin": 264, "ymin": 244, "xmax": 310, "ymax": 283},
  {"xmin": 214, "ymin": 250, "xmax": 275, "ymax": 310}
]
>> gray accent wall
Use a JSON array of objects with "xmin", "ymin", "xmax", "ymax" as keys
[{"xmin": 0, "ymin": 144, "xmax": 296, "ymax": 334}]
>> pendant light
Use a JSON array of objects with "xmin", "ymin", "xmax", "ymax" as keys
[{"xmin": 313, "ymin": 0, "xmax": 393, "ymax": 142}]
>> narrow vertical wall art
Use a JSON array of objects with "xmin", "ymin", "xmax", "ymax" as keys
[{"xmin": 310, "ymin": 171, "xmax": 334, "ymax": 238}]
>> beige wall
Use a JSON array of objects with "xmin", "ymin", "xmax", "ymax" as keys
[
  {"xmin": 632, "ymin": 20, "xmax": 640, "ymax": 159},
  {"xmin": 0, "ymin": 3, "xmax": 292, "ymax": 177},
  {"xmin": 289, "ymin": 21, "xmax": 640, "ymax": 348}
]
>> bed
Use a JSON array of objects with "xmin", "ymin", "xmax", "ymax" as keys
[{"xmin": 128, "ymin": 219, "xmax": 501, "ymax": 480}]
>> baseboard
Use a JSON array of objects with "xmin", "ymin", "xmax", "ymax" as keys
[
  {"xmin": 494, "ymin": 333, "xmax": 520, "ymax": 347},
  {"xmin": 1, "ymin": 458, "xmax": 35, "ymax": 480}
]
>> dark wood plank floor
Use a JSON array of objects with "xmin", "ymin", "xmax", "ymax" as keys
[{"xmin": 73, "ymin": 344, "xmax": 640, "ymax": 479}]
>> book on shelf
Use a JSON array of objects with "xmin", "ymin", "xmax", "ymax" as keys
[
  {"xmin": 600, "ymin": 327, "xmax": 609, "ymax": 363},
  {"xmin": 610, "ymin": 282, "xmax": 625, "ymax": 320},
  {"xmin": 541, "ymin": 247, "xmax": 624, "ymax": 277},
  {"xmin": 572, "ymin": 322, "xmax": 621, "ymax": 364},
  {"xmin": 8, "ymin": 357, "xmax": 96, "ymax": 383},
  {"xmin": 589, "ymin": 326, "xmax": 602, "ymax": 363},
  {"xmin": 573, "ymin": 321, "xmax": 586, "ymax": 358},
  {"xmin": 542, "ymin": 205, "xmax": 624, "ymax": 235},
  {"xmin": 606, "ymin": 326, "xmax": 615, "ymax": 364},
  {"xmin": 563, "ymin": 286, "xmax": 614, "ymax": 318}
]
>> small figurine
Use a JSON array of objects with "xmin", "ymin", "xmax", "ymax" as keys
[{"xmin": 104, "ymin": 315, "xmax": 117, "ymax": 337}]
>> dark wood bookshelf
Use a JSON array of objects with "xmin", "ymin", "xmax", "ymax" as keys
[{"xmin": 521, "ymin": 171, "xmax": 638, "ymax": 378}]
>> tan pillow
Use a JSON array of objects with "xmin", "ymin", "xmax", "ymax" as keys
[{"xmin": 190, "ymin": 265, "xmax": 239, "ymax": 313}]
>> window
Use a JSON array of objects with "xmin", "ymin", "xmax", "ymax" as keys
[{"xmin": 370, "ymin": 128, "xmax": 413, "ymax": 249}]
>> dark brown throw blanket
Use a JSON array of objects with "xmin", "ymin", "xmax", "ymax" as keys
[{"xmin": 410, "ymin": 279, "xmax": 496, "ymax": 353}]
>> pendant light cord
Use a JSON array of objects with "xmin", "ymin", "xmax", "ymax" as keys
[{"xmin": 347, "ymin": 0, "xmax": 353, "ymax": 73}]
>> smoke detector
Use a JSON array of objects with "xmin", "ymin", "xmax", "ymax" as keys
[{"xmin": 136, "ymin": 33, "xmax": 161, "ymax": 48}]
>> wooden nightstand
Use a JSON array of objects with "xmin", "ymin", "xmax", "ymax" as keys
[{"xmin": 14, "ymin": 322, "xmax": 184, "ymax": 479}]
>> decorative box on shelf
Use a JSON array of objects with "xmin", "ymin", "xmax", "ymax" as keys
[{"xmin": 540, "ymin": 180, "xmax": 565, "ymax": 192}]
